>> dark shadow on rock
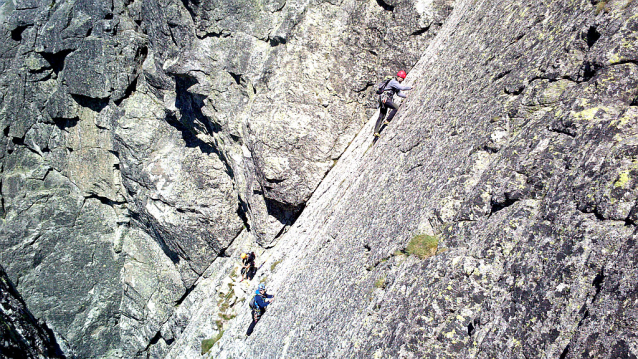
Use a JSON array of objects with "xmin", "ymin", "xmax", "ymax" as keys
[
  {"xmin": 269, "ymin": 36, "xmax": 287, "ymax": 47},
  {"xmin": 580, "ymin": 61, "xmax": 602, "ymax": 82},
  {"xmin": 70, "ymin": 94, "xmax": 109, "ymax": 112},
  {"xmin": 179, "ymin": 0, "xmax": 199, "ymax": 21},
  {"xmin": 489, "ymin": 195, "xmax": 519, "ymax": 215},
  {"xmin": 174, "ymin": 75, "xmax": 221, "ymax": 133},
  {"xmin": 411, "ymin": 26, "xmax": 431, "ymax": 36},
  {"xmin": 40, "ymin": 50, "xmax": 73, "ymax": 75},
  {"xmin": 130, "ymin": 212, "xmax": 181, "ymax": 265},
  {"xmin": 375, "ymin": 0, "xmax": 394, "ymax": 11},
  {"xmin": 228, "ymin": 71, "xmax": 243, "ymax": 85},
  {"xmin": 114, "ymin": 76, "xmax": 139, "ymax": 106},
  {"xmin": 265, "ymin": 198, "xmax": 305, "ymax": 237},
  {"xmin": 53, "ymin": 117, "xmax": 80, "ymax": 131},
  {"xmin": 11, "ymin": 26, "xmax": 29, "ymax": 42},
  {"xmin": 164, "ymin": 112, "xmax": 238, "ymax": 178},
  {"xmin": 172, "ymin": 74, "xmax": 236, "ymax": 179},
  {"xmin": 585, "ymin": 26, "xmax": 601, "ymax": 48},
  {"xmin": 237, "ymin": 196, "xmax": 251, "ymax": 231}
]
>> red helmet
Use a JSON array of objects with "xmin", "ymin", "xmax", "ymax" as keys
[{"xmin": 397, "ymin": 70, "xmax": 407, "ymax": 79}]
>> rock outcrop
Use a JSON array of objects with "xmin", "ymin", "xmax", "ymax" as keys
[
  {"xmin": 1, "ymin": 0, "xmax": 638, "ymax": 357},
  {"xmin": 0, "ymin": 264, "xmax": 64, "ymax": 358}
]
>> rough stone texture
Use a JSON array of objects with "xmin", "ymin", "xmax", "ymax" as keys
[
  {"xmin": 161, "ymin": 0, "xmax": 454, "ymax": 244},
  {"xmin": 0, "ymin": 264, "xmax": 65, "ymax": 358},
  {"xmin": 3, "ymin": 0, "xmax": 638, "ymax": 357},
  {"xmin": 0, "ymin": 0, "xmax": 445, "ymax": 357},
  {"xmin": 157, "ymin": 230, "xmax": 262, "ymax": 359},
  {"xmin": 114, "ymin": 89, "xmax": 244, "ymax": 286},
  {"xmin": 205, "ymin": 0, "xmax": 638, "ymax": 358},
  {"xmin": 0, "ymin": 147, "xmax": 125, "ymax": 357},
  {"xmin": 119, "ymin": 227, "xmax": 185, "ymax": 357}
]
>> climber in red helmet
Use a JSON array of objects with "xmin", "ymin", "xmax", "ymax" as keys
[{"xmin": 374, "ymin": 70, "xmax": 413, "ymax": 138}]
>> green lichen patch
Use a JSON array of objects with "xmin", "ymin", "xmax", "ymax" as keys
[
  {"xmin": 216, "ymin": 281, "xmax": 237, "ymax": 331},
  {"xmin": 220, "ymin": 313, "xmax": 236, "ymax": 321},
  {"xmin": 374, "ymin": 276, "xmax": 386, "ymax": 289},
  {"xmin": 270, "ymin": 259, "xmax": 283, "ymax": 272},
  {"xmin": 393, "ymin": 249, "xmax": 406, "ymax": 257},
  {"xmin": 572, "ymin": 106, "xmax": 611, "ymax": 121},
  {"xmin": 596, "ymin": 1, "xmax": 610, "ymax": 14},
  {"xmin": 406, "ymin": 234, "xmax": 439, "ymax": 259},
  {"xmin": 219, "ymin": 300, "xmax": 230, "ymax": 313},
  {"xmin": 201, "ymin": 330, "xmax": 225, "ymax": 355},
  {"xmin": 614, "ymin": 170, "xmax": 630, "ymax": 188}
]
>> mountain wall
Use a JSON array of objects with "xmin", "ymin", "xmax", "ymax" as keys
[
  {"xmin": 208, "ymin": 0, "xmax": 638, "ymax": 357},
  {"xmin": 1, "ymin": 0, "xmax": 638, "ymax": 358},
  {"xmin": 0, "ymin": 0, "xmax": 452, "ymax": 356}
]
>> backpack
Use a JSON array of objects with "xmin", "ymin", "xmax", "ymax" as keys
[
  {"xmin": 249, "ymin": 294, "xmax": 262, "ymax": 310},
  {"xmin": 376, "ymin": 78, "xmax": 392, "ymax": 95}
]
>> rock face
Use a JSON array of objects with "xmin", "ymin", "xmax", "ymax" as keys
[
  {"xmin": 0, "ymin": 0, "xmax": 450, "ymax": 357},
  {"xmin": 1, "ymin": 0, "xmax": 638, "ymax": 357},
  {"xmin": 205, "ymin": 0, "xmax": 638, "ymax": 358},
  {"xmin": 163, "ymin": 0, "xmax": 454, "ymax": 244}
]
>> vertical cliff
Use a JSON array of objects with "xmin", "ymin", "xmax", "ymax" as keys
[{"xmin": 205, "ymin": 0, "xmax": 638, "ymax": 357}]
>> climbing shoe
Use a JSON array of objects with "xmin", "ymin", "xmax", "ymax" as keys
[
  {"xmin": 374, "ymin": 133, "xmax": 380, "ymax": 137},
  {"xmin": 382, "ymin": 120, "xmax": 389, "ymax": 125}
]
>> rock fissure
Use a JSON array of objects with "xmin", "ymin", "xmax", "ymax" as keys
[
  {"xmin": 375, "ymin": 0, "xmax": 394, "ymax": 11},
  {"xmin": 11, "ymin": 25, "xmax": 29, "ymax": 42},
  {"xmin": 585, "ymin": 25, "xmax": 601, "ymax": 48},
  {"xmin": 39, "ymin": 50, "xmax": 74, "ymax": 75},
  {"xmin": 196, "ymin": 30, "xmax": 232, "ymax": 40}
]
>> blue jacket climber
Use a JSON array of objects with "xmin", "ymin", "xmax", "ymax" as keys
[
  {"xmin": 246, "ymin": 283, "xmax": 275, "ymax": 336},
  {"xmin": 253, "ymin": 289, "xmax": 274, "ymax": 309}
]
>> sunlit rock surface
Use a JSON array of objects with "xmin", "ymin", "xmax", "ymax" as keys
[
  {"xmin": 1, "ymin": 0, "xmax": 637, "ymax": 357},
  {"xmin": 0, "ymin": 0, "xmax": 450, "ymax": 356}
]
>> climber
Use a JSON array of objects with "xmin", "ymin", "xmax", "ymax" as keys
[
  {"xmin": 240, "ymin": 252, "xmax": 256, "ymax": 282},
  {"xmin": 373, "ymin": 70, "xmax": 413, "ymax": 138},
  {"xmin": 246, "ymin": 283, "xmax": 275, "ymax": 336}
]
